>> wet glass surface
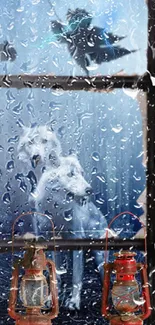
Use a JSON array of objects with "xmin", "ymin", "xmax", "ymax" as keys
[
  {"xmin": 0, "ymin": 88, "xmax": 146, "ymax": 239},
  {"xmin": 0, "ymin": 88, "xmax": 147, "ymax": 322},
  {"xmin": 0, "ymin": 1, "xmax": 149, "ymax": 324},
  {"xmin": 0, "ymin": 0, "xmax": 147, "ymax": 75}
]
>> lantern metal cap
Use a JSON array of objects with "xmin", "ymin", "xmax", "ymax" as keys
[
  {"xmin": 114, "ymin": 251, "xmax": 137, "ymax": 257},
  {"xmin": 15, "ymin": 232, "xmax": 47, "ymax": 249}
]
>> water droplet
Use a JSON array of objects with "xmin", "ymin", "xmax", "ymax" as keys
[
  {"xmin": 101, "ymin": 127, "xmax": 107, "ymax": 132},
  {"xmin": 51, "ymin": 88, "xmax": 64, "ymax": 97},
  {"xmin": 96, "ymin": 174, "xmax": 105, "ymax": 183},
  {"xmin": 121, "ymin": 137, "xmax": 128, "ymax": 142},
  {"xmin": 20, "ymin": 40, "xmax": 28, "ymax": 48},
  {"xmin": 27, "ymin": 171, "xmax": 37, "ymax": 193},
  {"xmin": 0, "ymin": 109, "xmax": 4, "ymax": 117},
  {"xmin": 16, "ymin": 6, "xmax": 24, "ymax": 12},
  {"xmin": 78, "ymin": 112, "xmax": 93, "ymax": 127},
  {"xmin": 91, "ymin": 167, "xmax": 97, "ymax": 174},
  {"xmin": 110, "ymin": 177, "xmax": 118, "ymax": 183},
  {"xmin": 54, "ymin": 202, "xmax": 59, "ymax": 208},
  {"xmin": 0, "ymin": 145, "xmax": 4, "ymax": 152},
  {"xmin": 96, "ymin": 198, "xmax": 104, "ymax": 205},
  {"xmin": 8, "ymin": 135, "xmax": 19, "ymax": 143},
  {"xmin": 28, "ymin": 90, "xmax": 34, "ymax": 100},
  {"xmin": 5, "ymin": 181, "xmax": 11, "ymax": 191},
  {"xmin": 49, "ymin": 101, "xmax": 61, "ymax": 111},
  {"xmin": 112, "ymin": 125, "xmax": 123, "ymax": 133},
  {"xmin": 6, "ymin": 160, "xmax": 14, "ymax": 172},
  {"xmin": 58, "ymin": 126, "xmax": 65, "ymax": 138},
  {"xmin": 6, "ymin": 90, "xmax": 15, "ymax": 103},
  {"xmin": 108, "ymin": 195, "xmax": 118, "ymax": 202},
  {"xmin": 8, "ymin": 147, "xmax": 14, "ymax": 153},
  {"xmin": 15, "ymin": 173, "xmax": 24, "ymax": 181},
  {"xmin": 87, "ymin": 34, "xmax": 95, "ymax": 47},
  {"xmin": 2, "ymin": 192, "xmax": 11, "ymax": 204},
  {"xmin": 66, "ymin": 192, "xmax": 74, "ymax": 203},
  {"xmin": 47, "ymin": 197, "xmax": 53, "ymax": 203},
  {"xmin": 64, "ymin": 209, "xmax": 73, "ymax": 221},
  {"xmin": 2, "ymin": 76, "xmax": 12, "ymax": 87},
  {"xmin": 18, "ymin": 221, "xmax": 24, "ymax": 227},
  {"xmin": 137, "ymin": 151, "xmax": 144, "ymax": 158},
  {"xmin": 32, "ymin": 0, "xmax": 40, "ymax": 4},
  {"xmin": 87, "ymin": 63, "xmax": 98, "ymax": 71},
  {"xmin": 7, "ymin": 22, "xmax": 14, "ymax": 30},
  {"xmin": 47, "ymin": 8, "xmax": 55, "ymax": 17},
  {"xmin": 56, "ymin": 268, "xmax": 67, "ymax": 275},
  {"xmin": 12, "ymin": 102, "xmax": 23, "ymax": 114},
  {"xmin": 92, "ymin": 152, "xmax": 100, "ymax": 162},
  {"xmin": 133, "ymin": 174, "xmax": 141, "ymax": 181},
  {"xmin": 27, "ymin": 103, "xmax": 35, "ymax": 117},
  {"xmin": 16, "ymin": 118, "xmax": 25, "ymax": 128},
  {"xmin": 20, "ymin": 180, "xmax": 27, "ymax": 193}
]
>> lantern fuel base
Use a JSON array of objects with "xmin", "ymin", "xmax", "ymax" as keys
[
  {"xmin": 102, "ymin": 251, "xmax": 151, "ymax": 325},
  {"xmin": 8, "ymin": 242, "xmax": 59, "ymax": 325}
]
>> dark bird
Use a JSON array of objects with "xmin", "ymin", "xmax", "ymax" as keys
[
  {"xmin": 51, "ymin": 8, "xmax": 137, "ymax": 75},
  {"xmin": 0, "ymin": 41, "xmax": 17, "ymax": 62}
]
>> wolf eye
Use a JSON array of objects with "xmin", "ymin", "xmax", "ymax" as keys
[{"xmin": 42, "ymin": 139, "xmax": 47, "ymax": 144}]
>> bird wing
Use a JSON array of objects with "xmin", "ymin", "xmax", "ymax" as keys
[
  {"xmin": 87, "ymin": 26, "xmax": 126, "ymax": 49},
  {"xmin": 89, "ymin": 45, "xmax": 137, "ymax": 64}
]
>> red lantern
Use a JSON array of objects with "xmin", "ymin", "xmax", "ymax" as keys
[
  {"xmin": 8, "ymin": 212, "xmax": 59, "ymax": 325},
  {"xmin": 102, "ymin": 251, "xmax": 151, "ymax": 325},
  {"xmin": 8, "ymin": 242, "xmax": 59, "ymax": 325}
]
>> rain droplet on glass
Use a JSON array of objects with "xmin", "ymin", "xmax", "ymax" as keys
[{"xmin": 92, "ymin": 152, "xmax": 100, "ymax": 162}]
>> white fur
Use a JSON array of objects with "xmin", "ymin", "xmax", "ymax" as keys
[
  {"xmin": 18, "ymin": 125, "xmax": 62, "ymax": 165},
  {"xmin": 18, "ymin": 125, "xmax": 108, "ymax": 310},
  {"xmin": 33, "ymin": 154, "xmax": 90, "ymax": 200}
]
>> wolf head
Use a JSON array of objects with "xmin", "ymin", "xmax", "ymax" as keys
[
  {"xmin": 58, "ymin": 154, "xmax": 92, "ymax": 197},
  {"xmin": 18, "ymin": 125, "xmax": 62, "ymax": 168},
  {"xmin": 34, "ymin": 153, "xmax": 92, "ymax": 201}
]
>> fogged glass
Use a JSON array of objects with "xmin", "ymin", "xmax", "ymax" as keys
[
  {"xmin": 20, "ymin": 277, "xmax": 48, "ymax": 307},
  {"xmin": 0, "ymin": 0, "xmax": 147, "ymax": 75},
  {"xmin": 112, "ymin": 282, "xmax": 140, "ymax": 312}
]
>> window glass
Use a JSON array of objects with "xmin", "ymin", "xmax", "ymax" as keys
[
  {"xmin": 0, "ymin": 0, "xmax": 147, "ymax": 75},
  {"xmin": 0, "ymin": 0, "xmax": 148, "ymax": 323},
  {"xmin": 0, "ymin": 88, "xmax": 146, "ymax": 322},
  {"xmin": 0, "ymin": 89, "xmax": 146, "ymax": 239}
]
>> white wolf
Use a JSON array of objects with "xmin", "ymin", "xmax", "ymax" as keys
[{"xmin": 18, "ymin": 125, "xmax": 108, "ymax": 310}]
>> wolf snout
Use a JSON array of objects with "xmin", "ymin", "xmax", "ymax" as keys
[
  {"xmin": 31, "ymin": 155, "xmax": 40, "ymax": 168},
  {"xmin": 85, "ymin": 187, "xmax": 92, "ymax": 195}
]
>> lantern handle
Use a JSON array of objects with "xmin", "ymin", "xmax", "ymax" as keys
[
  {"xmin": 46, "ymin": 259, "xmax": 59, "ymax": 319},
  {"xmin": 104, "ymin": 211, "xmax": 147, "ymax": 263},
  {"xmin": 101, "ymin": 263, "xmax": 113, "ymax": 320},
  {"xmin": 137, "ymin": 263, "xmax": 151, "ymax": 320},
  {"xmin": 8, "ymin": 262, "xmax": 20, "ymax": 321},
  {"xmin": 11, "ymin": 211, "xmax": 57, "ymax": 263}
]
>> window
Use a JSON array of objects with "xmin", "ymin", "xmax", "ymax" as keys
[{"xmin": 0, "ymin": 1, "xmax": 154, "ymax": 324}]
